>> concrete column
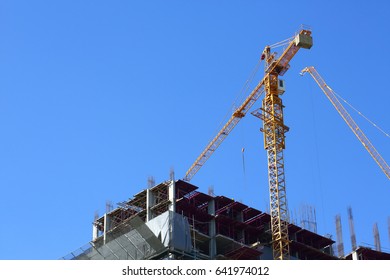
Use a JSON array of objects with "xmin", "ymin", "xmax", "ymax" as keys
[
  {"xmin": 169, "ymin": 179, "xmax": 176, "ymax": 212},
  {"xmin": 237, "ymin": 210, "xmax": 243, "ymax": 222},
  {"xmin": 237, "ymin": 210, "xmax": 244, "ymax": 243},
  {"xmin": 92, "ymin": 223, "xmax": 99, "ymax": 241},
  {"xmin": 352, "ymin": 251, "xmax": 358, "ymax": 260},
  {"xmin": 208, "ymin": 199, "xmax": 217, "ymax": 259},
  {"xmin": 103, "ymin": 214, "xmax": 111, "ymax": 244},
  {"xmin": 146, "ymin": 188, "xmax": 154, "ymax": 222},
  {"xmin": 168, "ymin": 172, "xmax": 176, "ymax": 251}
]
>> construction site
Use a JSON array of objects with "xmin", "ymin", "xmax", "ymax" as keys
[
  {"xmin": 63, "ymin": 177, "xmax": 390, "ymax": 260},
  {"xmin": 63, "ymin": 28, "xmax": 390, "ymax": 261}
]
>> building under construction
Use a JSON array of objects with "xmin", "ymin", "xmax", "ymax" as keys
[
  {"xmin": 63, "ymin": 178, "xmax": 338, "ymax": 260},
  {"xmin": 62, "ymin": 178, "xmax": 390, "ymax": 260}
]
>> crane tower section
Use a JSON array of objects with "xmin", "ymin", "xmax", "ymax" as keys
[
  {"xmin": 262, "ymin": 73, "xmax": 290, "ymax": 260},
  {"xmin": 252, "ymin": 29, "xmax": 313, "ymax": 260},
  {"xmin": 184, "ymin": 28, "xmax": 313, "ymax": 260}
]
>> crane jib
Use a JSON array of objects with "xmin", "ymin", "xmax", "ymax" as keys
[
  {"xmin": 302, "ymin": 66, "xmax": 390, "ymax": 180},
  {"xmin": 184, "ymin": 29, "xmax": 313, "ymax": 182}
]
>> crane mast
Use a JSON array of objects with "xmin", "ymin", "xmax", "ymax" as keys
[
  {"xmin": 252, "ymin": 72, "xmax": 290, "ymax": 260},
  {"xmin": 301, "ymin": 66, "xmax": 390, "ymax": 180},
  {"xmin": 251, "ymin": 29, "xmax": 312, "ymax": 259},
  {"xmin": 184, "ymin": 29, "xmax": 313, "ymax": 260}
]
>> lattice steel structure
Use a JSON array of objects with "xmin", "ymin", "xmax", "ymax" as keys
[
  {"xmin": 252, "ymin": 73, "xmax": 290, "ymax": 259},
  {"xmin": 264, "ymin": 74, "xmax": 289, "ymax": 260},
  {"xmin": 183, "ymin": 28, "xmax": 312, "ymax": 259},
  {"xmin": 183, "ymin": 29, "xmax": 313, "ymax": 184},
  {"xmin": 301, "ymin": 66, "xmax": 390, "ymax": 180},
  {"xmin": 250, "ymin": 29, "xmax": 312, "ymax": 259}
]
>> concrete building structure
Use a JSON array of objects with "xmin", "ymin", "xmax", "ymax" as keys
[
  {"xmin": 63, "ymin": 179, "xmax": 340, "ymax": 260},
  {"xmin": 344, "ymin": 247, "xmax": 390, "ymax": 260}
]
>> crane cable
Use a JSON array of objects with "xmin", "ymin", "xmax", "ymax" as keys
[
  {"xmin": 326, "ymin": 85, "xmax": 390, "ymax": 139},
  {"xmin": 210, "ymin": 58, "xmax": 263, "ymax": 144},
  {"xmin": 242, "ymin": 147, "xmax": 246, "ymax": 175},
  {"xmin": 269, "ymin": 36, "xmax": 294, "ymax": 49},
  {"xmin": 309, "ymin": 88, "xmax": 327, "ymax": 234},
  {"xmin": 242, "ymin": 147, "xmax": 247, "ymax": 190},
  {"xmin": 209, "ymin": 38, "xmax": 292, "ymax": 144},
  {"xmin": 233, "ymin": 58, "xmax": 263, "ymax": 112}
]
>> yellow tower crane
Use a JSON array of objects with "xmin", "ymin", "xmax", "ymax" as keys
[
  {"xmin": 183, "ymin": 28, "xmax": 313, "ymax": 260},
  {"xmin": 301, "ymin": 66, "xmax": 390, "ymax": 180}
]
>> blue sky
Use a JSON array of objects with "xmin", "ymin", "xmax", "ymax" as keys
[{"xmin": 0, "ymin": 0, "xmax": 389, "ymax": 259}]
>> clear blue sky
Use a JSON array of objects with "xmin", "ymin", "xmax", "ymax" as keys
[{"xmin": 0, "ymin": 0, "xmax": 389, "ymax": 259}]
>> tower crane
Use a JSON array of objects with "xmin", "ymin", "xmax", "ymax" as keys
[
  {"xmin": 301, "ymin": 66, "xmax": 390, "ymax": 180},
  {"xmin": 183, "ymin": 28, "xmax": 313, "ymax": 260}
]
